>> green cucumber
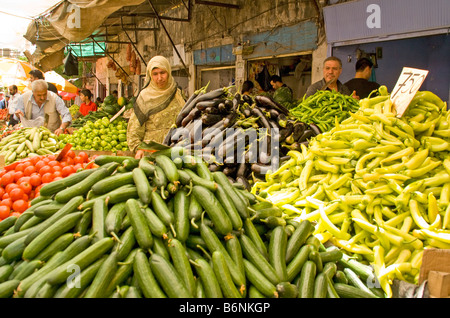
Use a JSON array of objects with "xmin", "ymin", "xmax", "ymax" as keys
[
  {"xmin": 308, "ymin": 250, "xmax": 323, "ymax": 272},
  {"xmin": 35, "ymin": 282, "xmax": 59, "ymax": 298},
  {"xmin": 0, "ymin": 216, "xmax": 17, "ymax": 235},
  {"xmin": 276, "ymin": 282, "xmax": 298, "ymax": 298},
  {"xmin": 80, "ymin": 185, "xmax": 138, "ymax": 210},
  {"xmin": 114, "ymin": 226, "xmax": 136, "ymax": 262},
  {"xmin": 54, "ymin": 167, "xmax": 114, "ymax": 203},
  {"xmin": 24, "ymin": 196, "xmax": 84, "ymax": 246},
  {"xmin": 167, "ymin": 238, "xmax": 196, "ymax": 297},
  {"xmin": 243, "ymin": 218, "xmax": 269, "ymax": 260},
  {"xmin": 322, "ymin": 262, "xmax": 338, "ymax": 280},
  {"xmin": 286, "ymin": 245, "xmax": 313, "ymax": 282},
  {"xmin": 0, "ymin": 280, "xmax": 20, "ymax": 298},
  {"xmin": 285, "ymin": 219, "xmax": 313, "ymax": 263},
  {"xmin": 319, "ymin": 249, "xmax": 343, "ymax": 263},
  {"xmin": 213, "ymin": 171, "xmax": 248, "ymax": 218},
  {"xmin": 74, "ymin": 209, "xmax": 93, "ymax": 236},
  {"xmin": 94, "ymin": 155, "xmax": 133, "ymax": 166},
  {"xmin": 104, "ymin": 249, "xmax": 138, "ymax": 297},
  {"xmin": 132, "ymin": 168, "xmax": 152, "ymax": 205},
  {"xmin": 333, "ymin": 283, "xmax": 379, "ymax": 298},
  {"xmin": 192, "ymin": 257, "xmax": 223, "ymax": 298},
  {"xmin": 268, "ymin": 225, "xmax": 288, "ymax": 282},
  {"xmin": 138, "ymin": 157, "xmax": 156, "ymax": 176},
  {"xmin": 0, "ymin": 264, "xmax": 14, "ymax": 283},
  {"xmin": 173, "ymin": 189, "xmax": 190, "ymax": 242},
  {"xmin": 192, "ymin": 185, "xmax": 233, "ymax": 236},
  {"xmin": 13, "ymin": 211, "xmax": 34, "ymax": 232},
  {"xmin": 142, "ymin": 207, "xmax": 168, "ymax": 238},
  {"xmin": 343, "ymin": 267, "xmax": 378, "ymax": 298},
  {"xmin": 243, "ymin": 259, "xmax": 277, "ymax": 298},
  {"xmin": 325, "ymin": 274, "xmax": 340, "ymax": 298},
  {"xmin": 240, "ymin": 234, "xmax": 279, "ymax": 286},
  {"xmin": 297, "ymin": 260, "xmax": 317, "ymax": 298},
  {"xmin": 152, "ymin": 236, "xmax": 170, "ymax": 261},
  {"xmin": 0, "ymin": 228, "xmax": 32, "ymax": 249},
  {"xmin": 22, "ymin": 212, "xmax": 83, "ymax": 261},
  {"xmin": 125, "ymin": 199, "xmax": 153, "ymax": 251},
  {"xmin": 16, "ymin": 235, "xmax": 92, "ymax": 297},
  {"xmin": 196, "ymin": 160, "xmax": 214, "ymax": 181},
  {"xmin": 200, "ymin": 222, "xmax": 245, "ymax": 287},
  {"xmin": 33, "ymin": 233, "xmax": 74, "ymax": 262},
  {"xmin": 313, "ymin": 273, "xmax": 328, "ymax": 298},
  {"xmin": 45, "ymin": 237, "xmax": 115, "ymax": 286},
  {"xmin": 215, "ymin": 183, "xmax": 243, "ymax": 231},
  {"xmin": 248, "ymin": 285, "xmax": 267, "ymax": 298},
  {"xmin": 92, "ymin": 198, "xmax": 108, "ymax": 244},
  {"xmin": 212, "ymin": 251, "xmax": 242, "ymax": 298},
  {"xmin": 155, "ymin": 154, "xmax": 179, "ymax": 183},
  {"xmin": 32, "ymin": 203, "xmax": 65, "ymax": 219},
  {"xmin": 150, "ymin": 190, "xmax": 174, "ymax": 227},
  {"xmin": 150, "ymin": 252, "xmax": 193, "ymax": 298},
  {"xmin": 91, "ymin": 171, "xmax": 134, "ymax": 195},
  {"xmin": 184, "ymin": 169, "xmax": 218, "ymax": 192},
  {"xmin": 105, "ymin": 202, "xmax": 127, "ymax": 236},
  {"xmin": 54, "ymin": 256, "xmax": 106, "ymax": 298},
  {"xmin": 334, "ymin": 270, "xmax": 348, "ymax": 284},
  {"xmin": 84, "ymin": 252, "xmax": 118, "ymax": 298},
  {"xmin": 2, "ymin": 236, "xmax": 27, "ymax": 263},
  {"xmin": 133, "ymin": 249, "xmax": 166, "ymax": 298},
  {"xmin": 13, "ymin": 259, "xmax": 44, "ymax": 281},
  {"xmin": 153, "ymin": 165, "xmax": 168, "ymax": 188},
  {"xmin": 225, "ymin": 234, "xmax": 245, "ymax": 285},
  {"xmin": 188, "ymin": 195, "xmax": 203, "ymax": 222},
  {"xmin": 39, "ymin": 169, "xmax": 97, "ymax": 197}
]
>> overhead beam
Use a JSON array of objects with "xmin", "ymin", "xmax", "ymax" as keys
[
  {"xmin": 146, "ymin": 0, "xmax": 191, "ymax": 78},
  {"xmin": 195, "ymin": 0, "xmax": 240, "ymax": 9}
]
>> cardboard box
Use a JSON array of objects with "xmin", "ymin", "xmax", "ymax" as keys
[{"xmin": 419, "ymin": 248, "xmax": 450, "ymax": 298}]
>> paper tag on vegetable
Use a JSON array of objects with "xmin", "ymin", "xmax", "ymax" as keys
[{"xmin": 391, "ymin": 67, "xmax": 429, "ymax": 118}]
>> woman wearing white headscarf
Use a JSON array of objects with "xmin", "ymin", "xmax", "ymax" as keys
[{"xmin": 127, "ymin": 56, "xmax": 185, "ymax": 159}]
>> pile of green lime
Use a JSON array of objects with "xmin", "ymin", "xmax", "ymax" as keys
[{"xmin": 59, "ymin": 116, "xmax": 129, "ymax": 152}]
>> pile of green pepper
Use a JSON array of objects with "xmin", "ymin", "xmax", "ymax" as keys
[{"xmin": 289, "ymin": 91, "xmax": 360, "ymax": 133}]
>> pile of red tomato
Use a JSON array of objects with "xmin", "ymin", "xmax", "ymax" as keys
[{"xmin": 0, "ymin": 150, "xmax": 96, "ymax": 219}]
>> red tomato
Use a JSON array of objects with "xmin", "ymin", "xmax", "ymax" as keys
[
  {"xmin": 61, "ymin": 165, "xmax": 75, "ymax": 177},
  {"xmin": 74, "ymin": 163, "xmax": 83, "ymax": 172},
  {"xmin": 30, "ymin": 156, "xmax": 41, "ymax": 165},
  {"xmin": 47, "ymin": 154, "xmax": 56, "ymax": 161},
  {"xmin": 52, "ymin": 165, "xmax": 62, "ymax": 172},
  {"xmin": 10, "ymin": 211, "xmax": 21, "ymax": 218},
  {"xmin": 5, "ymin": 183, "xmax": 19, "ymax": 194},
  {"xmin": 0, "ymin": 172, "xmax": 15, "ymax": 187},
  {"xmin": 14, "ymin": 171, "xmax": 24, "ymax": 183},
  {"xmin": 12, "ymin": 200, "xmax": 28, "ymax": 213},
  {"xmin": 0, "ymin": 205, "xmax": 10, "ymax": 219},
  {"xmin": 22, "ymin": 161, "xmax": 33, "ymax": 170},
  {"xmin": 48, "ymin": 160, "xmax": 60, "ymax": 168},
  {"xmin": 9, "ymin": 187, "xmax": 25, "ymax": 201},
  {"xmin": 78, "ymin": 151, "xmax": 89, "ymax": 163},
  {"xmin": 64, "ymin": 157, "xmax": 74, "ymax": 166},
  {"xmin": 53, "ymin": 177, "xmax": 63, "ymax": 181},
  {"xmin": 42, "ymin": 157, "xmax": 50, "ymax": 164},
  {"xmin": 14, "ymin": 163, "xmax": 25, "ymax": 172},
  {"xmin": 73, "ymin": 156, "xmax": 84, "ymax": 165},
  {"xmin": 29, "ymin": 174, "xmax": 42, "ymax": 187},
  {"xmin": 41, "ymin": 173, "xmax": 54, "ymax": 184},
  {"xmin": 66, "ymin": 150, "xmax": 76, "ymax": 159},
  {"xmin": 2, "ymin": 193, "xmax": 9, "ymax": 200},
  {"xmin": 1, "ymin": 198, "xmax": 12, "ymax": 208},
  {"xmin": 0, "ymin": 187, "xmax": 5, "ymax": 198},
  {"xmin": 39, "ymin": 166, "xmax": 53, "ymax": 176},
  {"xmin": 18, "ymin": 182, "xmax": 32, "ymax": 195},
  {"xmin": 23, "ymin": 165, "xmax": 36, "ymax": 177},
  {"xmin": 16, "ymin": 176, "xmax": 31, "ymax": 185},
  {"xmin": 34, "ymin": 160, "xmax": 46, "ymax": 172},
  {"xmin": 53, "ymin": 171, "xmax": 62, "ymax": 179}
]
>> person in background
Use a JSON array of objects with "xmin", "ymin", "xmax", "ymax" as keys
[
  {"xmin": 344, "ymin": 57, "xmax": 380, "ymax": 100},
  {"xmin": 242, "ymin": 80, "xmax": 255, "ymax": 96},
  {"xmin": 13, "ymin": 79, "xmax": 72, "ymax": 135},
  {"xmin": 8, "ymin": 85, "xmax": 20, "ymax": 126},
  {"xmin": 29, "ymin": 69, "xmax": 59, "ymax": 95},
  {"xmin": 0, "ymin": 95, "xmax": 9, "ymax": 109},
  {"xmin": 127, "ymin": 55, "xmax": 185, "ymax": 159},
  {"xmin": 79, "ymin": 88, "xmax": 98, "ymax": 116},
  {"xmin": 112, "ymin": 90, "xmax": 118, "ymax": 99},
  {"xmin": 270, "ymin": 75, "xmax": 294, "ymax": 105},
  {"xmin": 304, "ymin": 56, "xmax": 353, "ymax": 99},
  {"xmin": 95, "ymin": 97, "xmax": 103, "ymax": 107}
]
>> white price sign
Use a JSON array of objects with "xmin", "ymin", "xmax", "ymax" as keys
[{"xmin": 390, "ymin": 67, "xmax": 429, "ymax": 118}]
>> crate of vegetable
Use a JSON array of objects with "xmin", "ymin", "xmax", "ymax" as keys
[
  {"xmin": 0, "ymin": 150, "xmax": 384, "ymax": 298},
  {"xmin": 252, "ymin": 86, "xmax": 450, "ymax": 297},
  {"xmin": 165, "ymin": 86, "xmax": 321, "ymax": 190}
]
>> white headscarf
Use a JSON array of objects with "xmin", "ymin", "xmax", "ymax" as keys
[{"xmin": 134, "ymin": 56, "xmax": 178, "ymax": 125}]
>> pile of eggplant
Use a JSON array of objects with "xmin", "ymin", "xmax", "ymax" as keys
[{"xmin": 163, "ymin": 86, "xmax": 321, "ymax": 189}]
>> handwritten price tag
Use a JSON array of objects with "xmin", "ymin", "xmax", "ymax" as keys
[{"xmin": 391, "ymin": 67, "xmax": 429, "ymax": 118}]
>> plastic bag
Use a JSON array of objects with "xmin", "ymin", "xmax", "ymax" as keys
[{"xmin": 19, "ymin": 115, "xmax": 44, "ymax": 128}]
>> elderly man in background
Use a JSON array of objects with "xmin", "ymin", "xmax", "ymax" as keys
[{"xmin": 14, "ymin": 79, "xmax": 72, "ymax": 135}]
